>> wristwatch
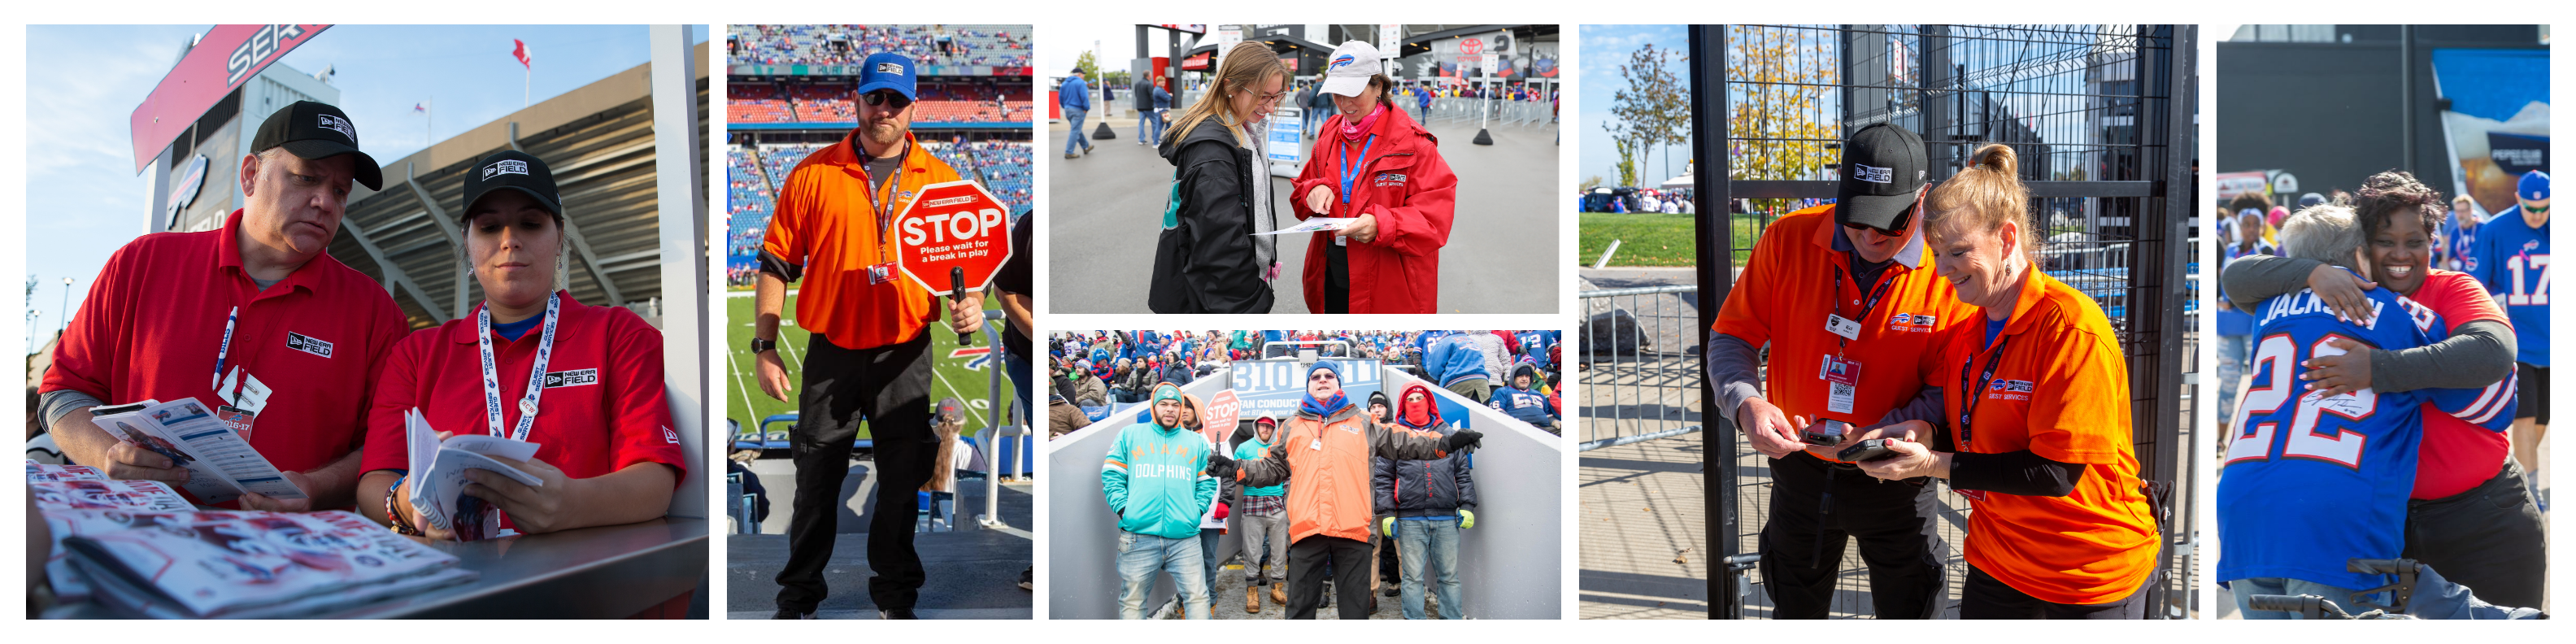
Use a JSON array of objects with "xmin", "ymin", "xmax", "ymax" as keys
[{"xmin": 749, "ymin": 337, "xmax": 777, "ymax": 354}]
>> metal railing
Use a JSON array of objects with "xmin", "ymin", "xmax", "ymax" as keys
[{"xmin": 1577, "ymin": 285, "xmax": 1704, "ymax": 452}]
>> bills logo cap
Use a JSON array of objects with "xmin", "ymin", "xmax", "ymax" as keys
[
  {"xmin": 1319, "ymin": 41, "xmax": 1384, "ymax": 98},
  {"xmin": 459, "ymin": 150, "xmax": 563, "ymax": 222},
  {"xmin": 250, "ymin": 100, "xmax": 385, "ymax": 190}
]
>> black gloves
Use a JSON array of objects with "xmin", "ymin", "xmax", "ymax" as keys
[
  {"xmin": 1206, "ymin": 453, "xmax": 1236, "ymax": 478},
  {"xmin": 1443, "ymin": 429, "xmax": 1483, "ymax": 453}
]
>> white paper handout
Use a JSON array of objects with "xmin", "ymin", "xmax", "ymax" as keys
[
  {"xmin": 403, "ymin": 408, "xmax": 542, "ymax": 541},
  {"xmin": 89, "ymin": 398, "xmax": 305, "ymax": 503},
  {"xmin": 1251, "ymin": 216, "xmax": 1356, "ymax": 235}
]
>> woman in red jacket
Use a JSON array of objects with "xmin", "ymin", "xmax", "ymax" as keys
[{"xmin": 1292, "ymin": 41, "xmax": 1457, "ymax": 314}]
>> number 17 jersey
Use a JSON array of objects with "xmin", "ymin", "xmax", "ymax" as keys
[{"xmin": 2216, "ymin": 284, "xmax": 2518, "ymax": 590}]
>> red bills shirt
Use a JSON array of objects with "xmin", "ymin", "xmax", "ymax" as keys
[
  {"xmin": 2405, "ymin": 270, "xmax": 2515, "ymax": 499},
  {"xmin": 41, "ymin": 210, "xmax": 411, "ymax": 507},
  {"xmin": 360, "ymin": 293, "xmax": 685, "ymax": 515}
]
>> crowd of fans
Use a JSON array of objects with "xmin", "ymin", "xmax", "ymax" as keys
[
  {"xmin": 1043, "ymin": 330, "xmax": 1564, "ymax": 438},
  {"xmin": 724, "ymin": 140, "xmax": 1032, "ymax": 285},
  {"xmin": 729, "ymin": 80, "xmax": 1033, "ymax": 124},
  {"xmin": 728, "ymin": 24, "xmax": 1030, "ymax": 68}
]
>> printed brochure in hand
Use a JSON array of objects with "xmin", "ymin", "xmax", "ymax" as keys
[
  {"xmin": 402, "ymin": 408, "xmax": 542, "ymax": 541},
  {"xmin": 89, "ymin": 398, "xmax": 305, "ymax": 503}
]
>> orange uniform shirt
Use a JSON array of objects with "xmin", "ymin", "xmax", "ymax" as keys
[
  {"xmin": 1710, "ymin": 205, "xmax": 1977, "ymax": 460},
  {"xmin": 761, "ymin": 131, "xmax": 965, "ymax": 350},
  {"xmin": 1937, "ymin": 270, "xmax": 2159, "ymax": 605}
]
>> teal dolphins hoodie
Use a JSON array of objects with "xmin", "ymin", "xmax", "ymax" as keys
[{"xmin": 1102, "ymin": 408, "xmax": 1216, "ymax": 539}]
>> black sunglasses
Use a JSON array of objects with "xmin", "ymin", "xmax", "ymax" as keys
[{"xmin": 860, "ymin": 92, "xmax": 914, "ymax": 109}]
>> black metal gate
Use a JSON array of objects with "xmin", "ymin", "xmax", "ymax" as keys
[{"xmin": 1689, "ymin": 24, "xmax": 2198, "ymax": 619}]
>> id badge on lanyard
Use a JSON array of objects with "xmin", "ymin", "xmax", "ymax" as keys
[
  {"xmin": 212, "ymin": 306, "xmax": 272, "ymax": 437},
  {"xmin": 867, "ymin": 159, "xmax": 903, "ymax": 285},
  {"xmin": 1820, "ymin": 355, "xmax": 1861, "ymax": 415}
]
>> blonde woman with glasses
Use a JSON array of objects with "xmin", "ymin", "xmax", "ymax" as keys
[{"xmin": 1147, "ymin": 41, "xmax": 1291, "ymax": 314}]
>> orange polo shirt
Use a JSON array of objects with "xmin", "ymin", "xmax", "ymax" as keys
[
  {"xmin": 1710, "ymin": 205, "xmax": 1976, "ymax": 460},
  {"xmin": 1936, "ymin": 269, "xmax": 2159, "ymax": 605},
  {"xmin": 760, "ymin": 131, "xmax": 966, "ymax": 350}
]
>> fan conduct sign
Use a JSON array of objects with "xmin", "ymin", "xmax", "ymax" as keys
[{"xmin": 895, "ymin": 180, "xmax": 1016, "ymax": 294}]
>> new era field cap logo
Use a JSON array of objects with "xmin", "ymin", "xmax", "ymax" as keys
[
  {"xmin": 855, "ymin": 52, "xmax": 919, "ymax": 101},
  {"xmin": 1319, "ymin": 41, "xmax": 1384, "ymax": 98},
  {"xmin": 459, "ymin": 150, "xmax": 563, "ymax": 222},
  {"xmin": 250, "ymin": 100, "xmax": 385, "ymax": 190},
  {"xmin": 1834, "ymin": 122, "xmax": 1929, "ymax": 233}
]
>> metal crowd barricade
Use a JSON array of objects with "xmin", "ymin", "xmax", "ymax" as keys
[
  {"xmin": 1683, "ymin": 24, "xmax": 2197, "ymax": 619},
  {"xmin": 1577, "ymin": 285, "xmax": 1704, "ymax": 452}
]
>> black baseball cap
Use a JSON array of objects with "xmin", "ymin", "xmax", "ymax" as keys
[
  {"xmin": 251, "ymin": 100, "xmax": 384, "ymax": 190},
  {"xmin": 1834, "ymin": 123, "xmax": 1929, "ymax": 232},
  {"xmin": 459, "ymin": 150, "xmax": 563, "ymax": 221}
]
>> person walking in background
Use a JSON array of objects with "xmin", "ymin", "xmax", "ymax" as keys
[
  {"xmin": 1290, "ymin": 41, "xmax": 1458, "ymax": 314},
  {"xmin": 1376, "ymin": 383, "xmax": 1477, "ymax": 619},
  {"xmin": 1101, "ymin": 385, "xmax": 1216, "ymax": 619},
  {"xmin": 1147, "ymin": 41, "xmax": 1291, "ymax": 314},
  {"xmin": 1060, "ymin": 67, "xmax": 1091, "ymax": 159},
  {"xmin": 2469, "ymin": 170, "xmax": 2548, "ymax": 498},
  {"xmin": 1235, "ymin": 416, "xmax": 1290, "ymax": 613},
  {"xmin": 2213, "ymin": 207, "xmax": 2274, "ymax": 429}
]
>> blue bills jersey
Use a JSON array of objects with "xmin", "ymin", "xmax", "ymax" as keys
[
  {"xmin": 2217, "ymin": 282, "xmax": 2518, "ymax": 590},
  {"xmin": 2470, "ymin": 207, "xmax": 2548, "ymax": 366}
]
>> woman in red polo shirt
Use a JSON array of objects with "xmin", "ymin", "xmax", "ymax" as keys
[
  {"xmin": 1852, "ymin": 144, "xmax": 2160, "ymax": 618},
  {"xmin": 354, "ymin": 150, "xmax": 685, "ymax": 539}
]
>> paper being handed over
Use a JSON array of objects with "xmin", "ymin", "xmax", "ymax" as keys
[
  {"xmin": 402, "ymin": 409, "xmax": 542, "ymax": 541},
  {"xmin": 1251, "ymin": 216, "xmax": 1356, "ymax": 235}
]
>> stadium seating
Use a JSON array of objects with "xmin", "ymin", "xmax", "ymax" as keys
[
  {"xmin": 727, "ymin": 24, "xmax": 1030, "ymax": 69},
  {"xmin": 725, "ymin": 141, "xmax": 1027, "ymax": 274},
  {"xmin": 729, "ymin": 81, "xmax": 1030, "ymax": 124}
]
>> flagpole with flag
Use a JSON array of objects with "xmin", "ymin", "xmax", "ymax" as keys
[
  {"xmin": 512, "ymin": 39, "xmax": 533, "ymax": 108},
  {"xmin": 415, "ymin": 99, "xmax": 431, "ymax": 148}
]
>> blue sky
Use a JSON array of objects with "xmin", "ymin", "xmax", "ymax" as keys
[
  {"xmin": 1577, "ymin": 24, "xmax": 1692, "ymax": 189},
  {"xmin": 23, "ymin": 25, "xmax": 703, "ymax": 347}
]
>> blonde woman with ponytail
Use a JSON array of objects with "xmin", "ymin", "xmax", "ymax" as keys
[
  {"xmin": 1843, "ymin": 143, "xmax": 2161, "ymax": 618},
  {"xmin": 1146, "ymin": 42, "xmax": 1291, "ymax": 313}
]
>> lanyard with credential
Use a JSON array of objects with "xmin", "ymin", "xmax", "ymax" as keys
[
  {"xmin": 478, "ymin": 292, "xmax": 561, "ymax": 442},
  {"xmin": 1827, "ymin": 262, "xmax": 1899, "ymax": 359},
  {"xmin": 1956, "ymin": 332, "xmax": 2012, "ymax": 448},
  {"xmin": 1338, "ymin": 134, "xmax": 1377, "ymax": 217},
  {"xmin": 868, "ymin": 156, "xmax": 904, "ymax": 265}
]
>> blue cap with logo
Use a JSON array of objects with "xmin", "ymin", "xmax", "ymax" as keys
[
  {"xmin": 856, "ymin": 52, "xmax": 917, "ymax": 101},
  {"xmin": 2518, "ymin": 170, "xmax": 2549, "ymax": 202}
]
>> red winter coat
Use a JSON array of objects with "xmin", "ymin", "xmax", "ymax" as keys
[{"xmin": 1290, "ymin": 104, "xmax": 1456, "ymax": 314}]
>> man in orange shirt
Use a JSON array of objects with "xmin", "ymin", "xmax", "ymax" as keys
[
  {"xmin": 753, "ymin": 53, "xmax": 986, "ymax": 620},
  {"xmin": 1705, "ymin": 124, "xmax": 1975, "ymax": 618}
]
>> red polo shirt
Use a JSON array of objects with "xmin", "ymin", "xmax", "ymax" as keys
[
  {"xmin": 41, "ymin": 210, "xmax": 411, "ymax": 507},
  {"xmin": 359, "ymin": 293, "xmax": 685, "ymax": 510}
]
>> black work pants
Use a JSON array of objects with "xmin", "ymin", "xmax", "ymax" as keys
[
  {"xmin": 774, "ymin": 333, "xmax": 937, "ymax": 612},
  {"xmin": 2404, "ymin": 459, "xmax": 2548, "ymax": 610},
  {"xmin": 1756, "ymin": 451, "xmax": 1947, "ymax": 619},
  {"xmin": 1286, "ymin": 535, "xmax": 1373, "ymax": 619},
  {"xmin": 1960, "ymin": 563, "xmax": 2155, "ymax": 619},
  {"xmin": 1324, "ymin": 242, "xmax": 1350, "ymax": 314}
]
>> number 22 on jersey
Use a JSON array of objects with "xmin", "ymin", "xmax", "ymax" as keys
[{"xmin": 2223, "ymin": 334, "xmax": 2377, "ymax": 469}]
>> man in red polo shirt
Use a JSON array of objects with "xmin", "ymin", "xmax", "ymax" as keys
[{"xmin": 39, "ymin": 101, "xmax": 409, "ymax": 511}]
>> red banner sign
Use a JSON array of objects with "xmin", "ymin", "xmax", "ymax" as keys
[
  {"xmin": 130, "ymin": 24, "xmax": 333, "ymax": 172},
  {"xmin": 894, "ymin": 181, "xmax": 1015, "ymax": 295}
]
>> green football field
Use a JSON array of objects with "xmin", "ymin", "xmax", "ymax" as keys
[{"xmin": 722, "ymin": 290, "xmax": 1002, "ymax": 446}]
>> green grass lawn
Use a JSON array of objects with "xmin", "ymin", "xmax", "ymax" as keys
[
  {"xmin": 723, "ymin": 293, "xmax": 1000, "ymax": 445},
  {"xmin": 1578, "ymin": 211, "xmax": 1774, "ymax": 268}
]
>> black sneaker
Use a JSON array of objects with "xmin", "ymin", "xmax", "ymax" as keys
[
  {"xmin": 1383, "ymin": 585, "xmax": 1400, "ymax": 597},
  {"xmin": 1016, "ymin": 567, "xmax": 1033, "ymax": 590},
  {"xmin": 771, "ymin": 607, "xmax": 815, "ymax": 620},
  {"xmin": 879, "ymin": 607, "xmax": 919, "ymax": 619}
]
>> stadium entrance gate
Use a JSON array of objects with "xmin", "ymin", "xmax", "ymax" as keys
[{"xmin": 1686, "ymin": 24, "xmax": 2199, "ymax": 619}]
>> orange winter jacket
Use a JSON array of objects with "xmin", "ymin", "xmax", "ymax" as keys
[{"xmin": 1235, "ymin": 400, "xmax": 1451, "ymax": 543}]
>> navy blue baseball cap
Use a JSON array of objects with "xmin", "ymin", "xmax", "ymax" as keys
[{"xmin": 856, "ymin": 52, "xmax": 917, "ymax": 101}]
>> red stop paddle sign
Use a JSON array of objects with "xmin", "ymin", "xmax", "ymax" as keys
[
  {"xmin": 894, "ymin": 180, "xmax": 1016, "ymax": 294},
  {"xmin": 1201, "ymin": 389, "xmax": 1242, "ymax": 443}
]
